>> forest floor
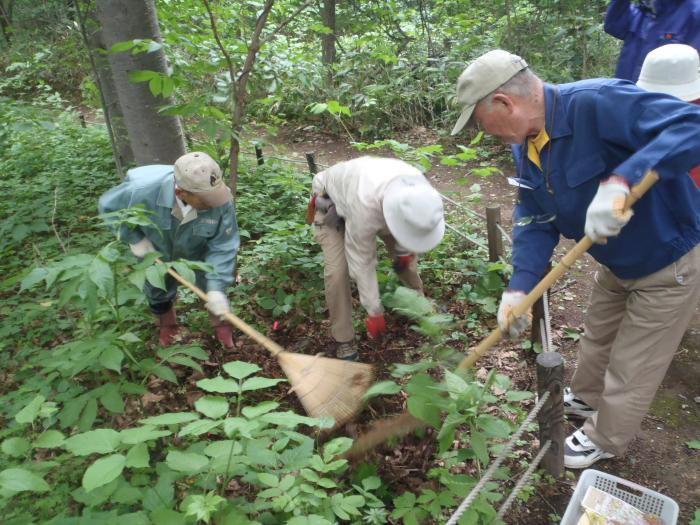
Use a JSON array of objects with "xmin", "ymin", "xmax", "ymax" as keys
[{"xmin": 250, "ymin": 124, "xmax": 700, "ymax": 524}]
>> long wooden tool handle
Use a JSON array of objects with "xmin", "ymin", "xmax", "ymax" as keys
[
  {"xmin": 457, "ymin": 169, "xmax": 659, "ymax": 370},
  {"xmin": 160, "ymin": 262, "xmax": 287, "ymax": 356}
]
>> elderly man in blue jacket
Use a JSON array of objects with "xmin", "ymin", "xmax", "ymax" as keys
[
  {"xmin": 604, "ymin": 0, "xmax": 700, "ymax": 82},
  {"xmin": 451, "ymin": 50, "xmax": 700, "ymax": 469},
  {"xmin": 99, "ymin": 152, "xmax": 240, "ymax": 349}
]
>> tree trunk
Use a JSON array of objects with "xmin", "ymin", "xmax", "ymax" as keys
[
  {"xmin": 95, "ymin": 0, "xmax": 186, "ymax": 166},
  {"xmin": 80, "ymin": 2, "xmax": 134, "ymax": 172},
  {"xmin": 321, "ymin": 0, "xmax": 336, "ymax": 86},
  {"xmin": 0, "ymin": 0, "xmax": 14, "ymax": 45}
]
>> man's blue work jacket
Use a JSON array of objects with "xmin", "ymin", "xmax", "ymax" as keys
[
  {"xmin": 509, "ymin": 79, "xmax": 700, "ymax": 293},
  {"xmin": 98, "ymin": 166, "xmax": 240, "ymax": 293},
  {"xmin": 604, "ymin": 0, "xmax": 700, "ymax": 81}
]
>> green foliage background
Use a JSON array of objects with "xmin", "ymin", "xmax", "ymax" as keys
[{"xmin": 1, "ymin": 0, "xmax": 619, "ymax": 139}]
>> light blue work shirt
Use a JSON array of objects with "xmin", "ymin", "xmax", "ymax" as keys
[{"xmin": 98, "ymin": 165, "xmax": 239, "ymax": 292}]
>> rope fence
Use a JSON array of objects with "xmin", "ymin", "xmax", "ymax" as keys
[
  {"xmin": 496, "ymin": 440, "xmax": 552, "ymax": 519},
  {"xmin": 445, "ymin": 391, "xmax": 551, "ymax": 525}
]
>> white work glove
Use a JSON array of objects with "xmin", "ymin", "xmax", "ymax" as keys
[
  {"xmin": 584, "ymin": 177, "xmax": 632, "ymax": 244},
  {"xmin": 206, "ymin": 290, "xmax": 230, "ymax": 318},
  {"xmin": 497, "ymin": 290, "xmax": 532, "ymax": 339},
  {"xmin": 129, "ymin": 238, "xmax": 155, "ymax": 258}
]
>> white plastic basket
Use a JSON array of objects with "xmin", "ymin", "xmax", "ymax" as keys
[{"xmin": 560, "ymin": 469, "xmax": 679, "ymax": 525}]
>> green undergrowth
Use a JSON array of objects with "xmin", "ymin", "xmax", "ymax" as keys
[{"xmin": 0, "ymin": 97, "xmax": 540, "ymax": 524}]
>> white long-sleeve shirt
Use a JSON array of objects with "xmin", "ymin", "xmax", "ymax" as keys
[{"xmin": 312, "ymin": 156, "xmax": 427, "ymax": 315}]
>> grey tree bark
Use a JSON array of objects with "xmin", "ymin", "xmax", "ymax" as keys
[
  {"xmin": 78, "ymin": 1, "xmax": 134, "ymax": 173},
  {"xmin": 0, "ymin": 0, "xmax": 13, "ymax": 45},
  {"xmin": 95, "ymin": 0, "xmax": 185, "ymax": 166},
  {"xmin": 321, "ymin": 0, "xmax": 336, "ymax": 86}
]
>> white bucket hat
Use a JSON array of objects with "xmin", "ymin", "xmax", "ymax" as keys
[
  {"xmin": 451, "ymin": 49, "xmax": 529, "ymax": 135},
  {"xmin": 174, "ymin": 152, "xmax": 232, "ymax": 207},
  {"xmin": 383, "ymin": 176, "xmax": 445, "ymax": 253},
  {"xmin": 636, "ymin": 43, "xmax": 700, "ymax": 102}
]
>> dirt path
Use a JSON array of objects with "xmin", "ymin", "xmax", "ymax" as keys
[{"xmin": 252, "ymin": 126, "xmax": 700, "ymax": 523}]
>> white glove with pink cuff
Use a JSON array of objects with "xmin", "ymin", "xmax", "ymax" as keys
[
  {"xmin": 497, "ymin": 290, "xmax": 532, "ymax": 339},
  {"xmin": 584, "ymin": 176, "xmax": 632, "ymax": 244}
]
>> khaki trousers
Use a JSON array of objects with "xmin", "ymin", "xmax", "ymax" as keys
[
  {"xmin": 571, "ymin": 243, "xmax": 700, "ymax": 455},
  {"xmin": 314, "ymin": 210, "xmax": 423, "ymax": 343}
]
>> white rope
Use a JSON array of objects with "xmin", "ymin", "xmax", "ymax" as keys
[
  {"xmin": 440, "ymin": 192, "xmax": 487, "ymax": 220},
  {"xmin": 495, "ymin": 440, "xmax": 552, "ymax": 520},
  {"xmin": 542, "ymin": 289, "xmax": 554, "ymax": 352},
  {"xmin": 444, "ymin": 391, "xmax": 551, "ymax": 525},
  {"xmin": 440, "ymin": 193, "xmax": 513, "ymax": 246},
  {"xmin": 445, "ymin": 222, "xmax": 489, "ymax": 253}
]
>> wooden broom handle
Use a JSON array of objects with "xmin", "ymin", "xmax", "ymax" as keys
[
  {"xmin": 158, "ymin": 260, "xmax": 287, "ymax": 356},
  {"xmin": 457, "ymin": 169, "xmax": 659, "ymax": 370}
]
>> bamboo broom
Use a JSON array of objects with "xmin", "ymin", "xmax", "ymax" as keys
[
  {"xmin": 160, "ymin": 262, "xmax": 374, "ymax": 429},
  {"xmin": 343, "ymin": 170, "xmax": 659, "ymax": 459}
]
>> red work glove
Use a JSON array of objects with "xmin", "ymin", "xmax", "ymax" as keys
[
  {"xmin": 392, "ymin": 254, "xmax": 415, "ymax": 274},
  {"xmin": 366, "ymin": 314, "xmax": 386, "ymax": 339}
]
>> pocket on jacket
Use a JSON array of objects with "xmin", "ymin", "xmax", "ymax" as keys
[
  {"xmin": 193, "ymin": 222, "xmax": 217, "ymax": 238},
  {"xmin": 565, "ymin": 152, "xmax": 607, "ymax": 188}
]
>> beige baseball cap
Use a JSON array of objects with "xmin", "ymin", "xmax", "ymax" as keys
[
  {"xmin": 451, "ymin": 49, "xmax": 529, "ymax": 135},
  {"xmin": 174, "ymin": 152, "xmax": 231, "ymax": 207}
]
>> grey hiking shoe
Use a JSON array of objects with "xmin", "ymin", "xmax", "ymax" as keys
[{"xmin": 336, "ymin": 341, "xmax": 359, "ymax": 361}]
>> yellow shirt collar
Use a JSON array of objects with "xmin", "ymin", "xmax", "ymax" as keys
[{"xmin": 527, "ymin": 128, "xmax": 550, "ymax": 170}]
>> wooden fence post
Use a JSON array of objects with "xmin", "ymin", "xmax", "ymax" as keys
[
  {"xmin": 255, "ymin": 144, "xmax": 264, "ymax": 166},
  {"xmin": 486, "ymin": 206, "xmax": 502, "ymax": 262},
  {"xmin": 306, "ymin": 151, "xmax": 318, "ymax": 175},
  {"xmin": 536, "ymin": 351, "xmax": 565, "ymax": 478}
]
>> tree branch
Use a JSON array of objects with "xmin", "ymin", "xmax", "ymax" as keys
[
  {"xmin": 201, "ymin": 0, "xmax": 238, "ymax": 85},
  {"xmin": 261, "ymin": 0, "xmax": 314, "ymax": 46},
  {"xmin": 202, "ymin": 0, "xmax": 275, "ymax": 197},
  {"xmin": 237, "ymin": 0, "xmax": 275, "ymax": 85}
]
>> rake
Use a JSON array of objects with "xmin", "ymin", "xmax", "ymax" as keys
[
  {"xmin": 160, "ymin": 263, "xmax": 374, "ymax": 429},
  {"xmin": 344, "ymin": 170, "xmax": 659, "ymax": 459}
]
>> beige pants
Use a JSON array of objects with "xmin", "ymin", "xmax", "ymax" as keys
[
  {"xmin": 571, "ymin": 243, "xmax": 700, "ymax": 455},
  {"xmin": 314, "ymin": 210, "xmax": 423, "ymax": 343}
]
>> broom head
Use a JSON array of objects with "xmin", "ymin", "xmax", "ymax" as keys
[{"xmin": 277, "ymin": 351, "xmax": 374, "ymax": 428}]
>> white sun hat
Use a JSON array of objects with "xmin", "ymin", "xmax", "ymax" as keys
[
  {"xmin": 637, "ymin": 43, "xmax": 700, "ymax": 102},
  {"xmin": 383, "ymin": 176, "xmax": 445, "ymax": 253}
]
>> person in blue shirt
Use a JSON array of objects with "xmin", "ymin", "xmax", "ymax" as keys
[
  {"xmin": 99, "ymin": 152, "xmax": 240, "ymax": 349},
  {"xmin": 604, "ymin": 0, "xmax": 700, "ymax": 82},
  {"xmin": 451, "ymin": 50, "xmax": 700, "ymax": 469}
]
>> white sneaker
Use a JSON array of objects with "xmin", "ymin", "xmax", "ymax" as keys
[
  {"xmin": 563, "ymin": 387, "xmax": 596, "ymax": 418},
  {"xmin": 564, "ymin": 429, "xmax": 615, "ymax": 469}
]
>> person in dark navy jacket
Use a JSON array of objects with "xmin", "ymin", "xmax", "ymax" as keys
[
  {"xmin": 604, "ymin": 0, "xmax": 700, "ymax": 82},
  {"xmin": 451, "ymin": 50, "xmax": 700, "ymax": 469}
]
